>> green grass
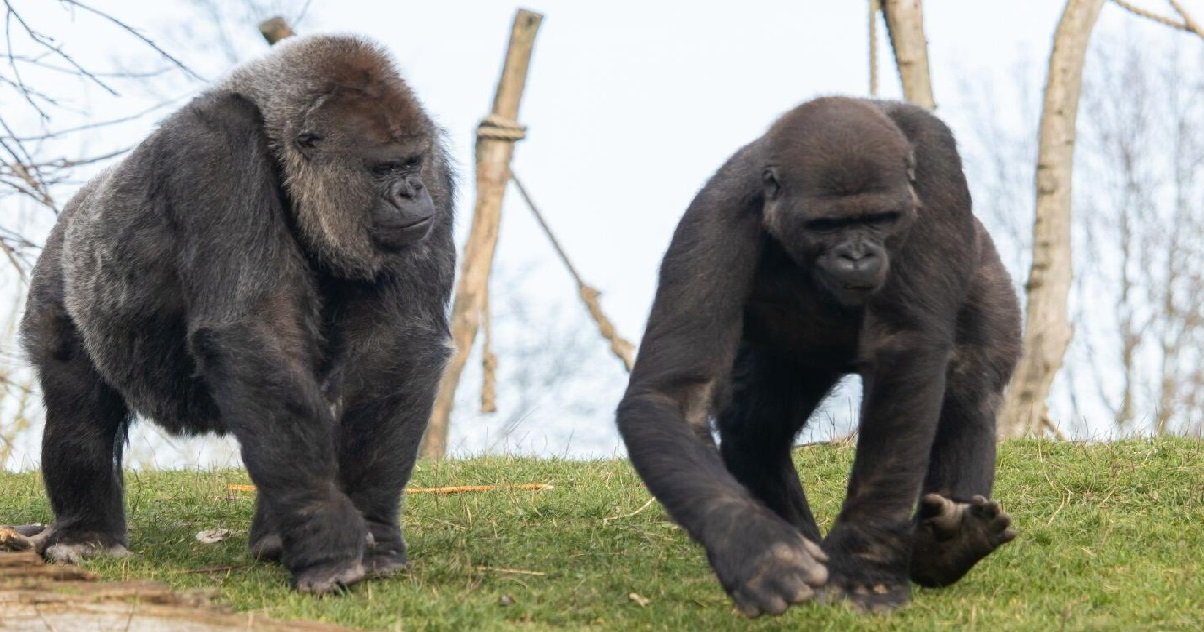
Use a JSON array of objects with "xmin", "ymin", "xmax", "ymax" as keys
[{"xmin": 2, "ymin": 439, "xmax": 1202, "ymax": 630}]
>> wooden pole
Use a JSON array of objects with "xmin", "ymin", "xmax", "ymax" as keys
[
  {"xmin": 259, "ymin": 16, "xmax": 295, "ymax": 45},
  {"xmin": 869, "ymin": 0, "xmax": 881, "ymax": 97},
  {"xmin": 881, "ymin": 0, "xmax": 936, "ymax": 109},
  {"xmin": 421, "ymin": 9, "xmax": 544, "ymax": 459}
]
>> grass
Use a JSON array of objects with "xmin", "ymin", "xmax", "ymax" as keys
[{"xmin": 1, "ymin": 439, "xmax": 1202, "ymax": 630}]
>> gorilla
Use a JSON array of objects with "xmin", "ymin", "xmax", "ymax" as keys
[
  {"xmin": 616, "ymin": 97, "xmax": 1020, "ymax": 615},
  {"xmin": 18, "ymin": 35, "xmax": 455, "ymax": 593}
]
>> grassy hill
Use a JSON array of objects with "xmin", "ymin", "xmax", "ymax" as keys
[{"xmin": 1, "ymin": 439, "xmax": 1201, "ymax": 630}]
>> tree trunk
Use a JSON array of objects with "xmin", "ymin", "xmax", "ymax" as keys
[
  {"xmin": 881, "ymin": 0, "xmax": 936, "ymax": 109},
  {"xmin": 998, "ymin": 0, "xmax": 1104, "ymax": 439},
  {"xmin": 421, "ymin": 10, "xmax": 543, "ymax": 459}
]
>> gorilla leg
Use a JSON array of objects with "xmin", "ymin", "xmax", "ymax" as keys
[
  {"xmin": 910, "ymin": 334, "xmax": 1017, "ymax": 586},
  {"xmin": 31, "ymin": 328, "xmax": 132, "ymax": 563},
  {"xmin": 336, "ymin": 320, "xmax": 448, "ymax": 578},
  {"xmin": 717, "ymin": 348, "xmax": 839, "ymax": 542},
  {"xmin": 190, "ymin": 323, "xmax": 366, "ymax": 594}
]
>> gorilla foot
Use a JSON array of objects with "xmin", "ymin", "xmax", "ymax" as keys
[
  {"xmin": 293, "ymin": 558, "xmax": 366, "ymax": 594},
  {"xmin": 361, "ymin": 527, "xmax": 407, "ymax": 577},
  {"xmin": 45, "ymin": 542, "xmax": 132, "ymax": 564},
  {"xmin": 254, "ymin": 531, "xmax": 385, "ymax": 568},
  {"xmin": 13, "ymin": 524, "xmax": 132, "ymax": 564},
  {"xmin": 277, "ymin": 492, "xmax": 369, "ymax": 594},
  {"xmin": 910, "ymin": 493, "xmax": 1016, "ymax": 587},
  {"xmin": 364, "ymin": 550, "xmax": 407, "ymax": 578}
]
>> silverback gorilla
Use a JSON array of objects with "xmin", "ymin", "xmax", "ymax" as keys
[
  {"xmin": 19, "ymin": 35, "xmax": 455, "ymax": 593},
  {"xmin": 617, "ymin": 97, "xmax": 1020, "ymax": 614}
]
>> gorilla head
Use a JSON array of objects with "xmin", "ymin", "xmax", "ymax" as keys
[
  {"xmin": 228, "ymin": 37, "xmax": 445, "ymax": 278},
  {"xmin": 760, "ymin": 98, "xmax": 920, "ymax": 306}
]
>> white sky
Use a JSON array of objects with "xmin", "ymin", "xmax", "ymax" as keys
[{"xmin": 1, "ymin": 0, "xmax": 1199, "ymax": 466}]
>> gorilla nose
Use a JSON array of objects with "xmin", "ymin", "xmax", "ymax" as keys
[
  {"xmin": 831, "ymin": 244, "xmax": 884, "ymax": 285},
  {"xmin": 834, "ymin": 247, "xmax": 877, "ymax": 271},
  {"xmin": 391, "ymin": 177, "xmax": 423, "ymax": 200}
]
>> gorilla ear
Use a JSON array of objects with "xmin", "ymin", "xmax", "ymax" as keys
[
  {"xmin": 294, "ymin": 131, "xmax": 322, "ymax": 158},
  {"xmin": 905, "ymin": 150, "xmax": 917, "ymax": 183},
  {"xmin": 762, "ymin": 167, "xmax": 781, "ymax": 199},
  {"xmin": 294, "ymin": 92, "xmax": 333, "ymax": 159}
]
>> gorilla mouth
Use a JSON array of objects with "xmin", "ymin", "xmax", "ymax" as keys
[
  {"xmin": 374, "ymin": 215, "xmax": 434, "ymax": 250},
  {"xmin": 397, "ymin": 216, "xmax": 432, "ymax": 230}
]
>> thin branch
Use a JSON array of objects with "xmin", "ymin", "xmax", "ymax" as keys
[
  {"xmin": 1111, "ymin": 0, "xmax": 1204, "ymax": 37},
  {"xmin": 56, "ymin": 0, "xmax": 203, "ymax": 80},
  {"xmin": 293, "ymin": 0, "xmax": 314, "ymax": 27},
  {"xmin": 6, "ymin": 96, "xmax": 189, "ymax": 142},
  {"xmin": 3, "ymin": 0, "xmax": 119, "ymax": 95},
  {"xmin": 7, "ymin": 54, "xmax": 175, "ymax": 79},
  {"xmin": 1167, "ymin": 0, "xmax": 1204, "ymax": 35},
  {"xmin": 4, "ymin": 6, "xmax": 49, "ymax": 120}
]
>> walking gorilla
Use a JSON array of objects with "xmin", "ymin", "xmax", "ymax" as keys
[
  {"xmin": 617, "ymin": 97, "xmax": 1020, "ymax": 615},
  {"xmin": 19, "ymin": 35, "xmax": 455, "ymax": 593}
]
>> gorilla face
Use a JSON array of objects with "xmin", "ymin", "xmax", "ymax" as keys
[
  {"xmin": 286, "ymin": 85, "xmax": 441, "ymax": 272},
  {"xmin": 756, "ymin": 98, "xmax": 922, "ymax": 308},
  {"xmin": 763, "ymin": 165, "xmax": 915, "ymax": 307}
]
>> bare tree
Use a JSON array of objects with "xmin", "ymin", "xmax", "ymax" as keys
[
  {"xmin": 999, "ymin": 0, "xmax": 1204, "ymax": 438},
  {"xmin": 0, "ymin": 0, "xmax": 201, "ymax": 271},
  {"xmin": 0, "ymin": 0, "xmax": 308, "ymax": 469},
  {"xmin": 998, "ymin": 0, "xmax": 1105, "ymax": 439},
  {"xmin": 1077, "ymin": 38, "xmax": 1204, "ymax": 436}
]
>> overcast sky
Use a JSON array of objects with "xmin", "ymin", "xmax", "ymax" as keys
[{"xmin": 2, "ymin": 1, "xmax": 1199, "ymax": 466}]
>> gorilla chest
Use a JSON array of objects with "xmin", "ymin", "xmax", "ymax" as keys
[{"xmin": 743, "ymin": 277, "xmax": 864, "ymax": 370}]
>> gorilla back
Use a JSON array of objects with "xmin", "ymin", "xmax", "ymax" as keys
[
  {"xmin": 616, "ymin": 97, "xmax": 1020, "ymax": 615},
  {"xmin": 20, "ymin": 35, "xmax": 456, "ymax": 594}
]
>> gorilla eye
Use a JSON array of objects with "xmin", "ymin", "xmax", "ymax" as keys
[
  {"xmin": 371, "ymin": 161, "xmax": 403, "ymax": 176},
  {"xmin": 295, "ymin": 132, "xmax": 321, "ymax": 149},
  {"xmin": 865, "ymin": 212, "xmax": 901, "ymax": 227},
  {"xmin": 371, "ymin": 156, "xmax": 423, "ymax": 177},
  {"xmin": 762, "ymin": 168, "xmax": 780, "ymax": 199}
]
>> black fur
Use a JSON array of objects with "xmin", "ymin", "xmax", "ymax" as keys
[
  {"xmin": 616, "ymin": 97, "xmax": 1020, "ymax": 615},
  {"xmin": 19, "ymin": 35, "xmax": 455, "ymax": 593}
]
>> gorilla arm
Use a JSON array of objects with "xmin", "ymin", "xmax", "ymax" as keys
[
  {"xmin": 616, "ymin": 146, "xmax": 827, "ymax": 616},
  {"xmin": 153, "ymin": 91, "xmax": 367, "ymax": 588}
]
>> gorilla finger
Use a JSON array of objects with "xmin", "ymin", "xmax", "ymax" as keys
[
  {"xmin": 990, "ymin": 513, "xmax": 1012, "ymax": 531},
  {"xmin": 755, "ymin": 592, "xmax": 790, "ymax": 616},
  {"xmin": 801, "ymin": 536, "xmax": 829, "ymax": 563},
  {"xmin": 798, "ymin": 558, "xmax": 829, "ymax": 586},
  {"xmin": 923, "ymin": 504, "xmax": 964, "ymax": 533},
  {"xmin": 731, "ymin": 591, "xmax": 763, "ymax": 618},
  {"xmin": 773, "ymin": 573, "xmax": 816, "ymax": 604},
  {"xmin": 971, "ymin": 499, "xmax": 1002, "ymax": 519},
  {"xmin": 1000, "ymin": 528, "xmax": 1019, "ymax": 543},
  {"xmin": 918, "ymin": 493, "xmax": 951, "ymax": 519}
]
